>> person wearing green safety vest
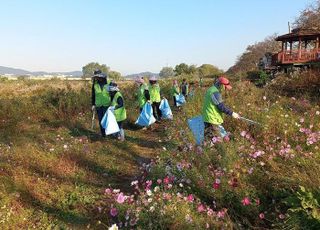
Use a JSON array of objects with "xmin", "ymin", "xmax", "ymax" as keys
[
  {"xmin": 180, "ymin": 78, "xmax": 189, "ymax": 99},
  {"xmin": 108, "ymin": 82, "xmax": 127, "ymax": 141},
  {"xmin": 91, "ymin": 70, "xmax": 111, "ymax": 137},
  {"xmin": 148, "ymin": 76, "xmax": 162, "ymax": 121},
  {"xmin": 202, "ymin": 76, "xmax": 240, "ymax": 143},
  {"xmin": 171, "ymin": 79, "xmax": 180, "ymax": 107},
  {"xmin": 135, "ymin": 77, "xmax": 150, "ymax": 112}
]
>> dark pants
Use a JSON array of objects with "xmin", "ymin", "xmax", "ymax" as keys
[
  {"xmin": 117, "ymin": 121, "xmax": 123, "ymax": 129},
  {"xmin": 96, "ymin": 106, "xmax": 108, "ymax": 137},
  {"xmin": 152, "ymin": 102, "xmax": 162, "ymax": 120},
  {"xmin": 204, "ymin": 122, "xmax": 228, "ymax": 140},
  {"xmin": 173, "ymin": 96, "xmax": 177, "ymax": 107},
  {"xmin": 182, "ymin": 93, "xmax": 188, "ymax": 100}
]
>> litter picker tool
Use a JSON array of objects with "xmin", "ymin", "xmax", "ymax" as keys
[
  {"xmin": 239, "ymin": 116, "xmax": 261, "ymax": 126},
  {"xmin": 91, "ymin": 109, "xmax": 96, "ymax": 130}
]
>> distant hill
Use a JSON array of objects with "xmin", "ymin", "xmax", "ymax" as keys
[
  {"xmin": 0, "ymin": 66, "xmax": 82, "ymax": 77},
  {"xmin": 125, "ymin": 72, "xmax": 159, "ymax": 79}
]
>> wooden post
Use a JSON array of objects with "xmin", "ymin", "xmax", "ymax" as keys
[{"xmin": 298, "ymin": 37, "xmax": 302, "ymax": 60}]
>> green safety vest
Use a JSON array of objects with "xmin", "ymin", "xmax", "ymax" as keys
[
  {"xmin": 111, "ymin": 92, "xmax": 127, "ymax": 122},
  {"xmin": 149, "ymin": 84, "xmax": 161, "ymax": 103},
  {"xmin": 94, "ymin": 83, "xmax": 111, "ymax": 107},
  {"xmin": 137, "ymin": 84, "xmax": 147, "ymax": 108},
  {"xmin": 171, "ymin": 85, "xmax": 180, "ymax": 96},
  {"xmin": 202, "ymin": 85, "xmax": 223, "ymax": 125}
]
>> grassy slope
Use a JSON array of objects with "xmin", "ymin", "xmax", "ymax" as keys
[
  {"xmin": 0, "ymin": 80, "xmax": 172, "ymax": 229},
  {"xmin": 0, "ymin": 77, "xmax": 319, "ymax": 229}
]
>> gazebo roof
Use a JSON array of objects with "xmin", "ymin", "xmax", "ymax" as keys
[{"xmin": 276, "ymin": 28, "xmax": 320, "ymax": 41}]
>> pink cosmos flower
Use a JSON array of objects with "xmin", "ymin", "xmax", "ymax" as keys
[
  {"xmin": 187, "ymin": 194, "xmax": 194, "ymax": 202},
  {"xmin": 197, "ymin": 204, "xmax": 205, "ymax": 213},
  {"xmin": 116, "ymin": 192, "xmax": 126, "ymax": 204},
  {"xmin": 104, "ymin": 188, "xmax": 112, "ymax": 195},
  {"xmin": 211, "ymin": 137, "xmax": 218, "ymax": 143},
  {"xmin": 207, "ymin": 208, "xmax": 214, "ymax": 216},
  {"xmin": 163, "ymin": 177, "xmax": 170, "ymax": 185},
  {"xmin": 157, "ymin": 179, "xmax": 162, "ymax": 184},
  {"xmin": 240, "ymin": 131, "xmax": 247, "ymax": 137},
  {"xmin": 259, "ymin": 213, "xmax": 265, "ymax": 219},
  {"xmin": 241, "ymin": 197, "xmax": 251, "ymax": 206},
  {"xmin": 110, "ymin": 207, "xmax": 118, "ymax": 217},
  {"xmin": 255, "ymin": 198, "xmax": 260, "ymax": 205},
  {"xmin": 145, "ymin": 180, "xmax": 152, "ymax": 190},
  {"xmin": 279, "ymin": 214, "xmax": 285, "ymax": 219},
  {"xmin": 217, "ymin": 209, "xmax": 225, "ymax": 218},
  {"xmin": 213, "ymin": 182, "xmax": 220, "ymax": 189}
]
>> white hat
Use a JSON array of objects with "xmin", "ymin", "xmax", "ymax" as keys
[{"xmin": 149, "ymin": 76, "xmax": 157, "ymax": 81}]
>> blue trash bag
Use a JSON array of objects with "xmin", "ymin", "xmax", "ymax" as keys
[
  {"xmin": 101, "ymin": 108, "xmax": 120, "ymax": 135},
  {"xmin": 135, "ymin": 102, "xmax": 156, "ymax": 127},
  {"xmin": 187, "ymin": 115, "xmax": 205, "ymax": 145},
  {"xmin": 159, "ymin": 99, "xmax": 173, "ymax": 119},
  {"xmin": 175, "ymin": 94, "xmax": 186, "ymax": 106}
]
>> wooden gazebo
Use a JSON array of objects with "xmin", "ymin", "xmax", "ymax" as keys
[{"xmin": 272, "ymin": 28, "xmax": 320, "ymax": 66}]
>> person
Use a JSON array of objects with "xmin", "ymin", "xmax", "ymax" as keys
[
  {"xmin": 188, "ymin": 82, "xmax": 195, "ymax": 98},
  {"xmin": 171, "ymin": 79, "xmax": 180, "ymax": 107},
  {"xmin": 148, "ymin": 76, "xmax": 162, "ymax": 121},
  {"xmin": 135, "ymin": 77, "xmax": 150, "ymax": 112},
  {"xmin": 180, "ymin": 79, "xmax": 189, "ymax": 99},
  {"xmin": 202, "ymin": 76, "xmax": 240, "ymax": 142},
  {"xmin": 108, "ymin": 82, "xmax": 127, "ymax": 141},
  {"xmin": 199, "ymin": 76, "xmax": 203, "ymax": 88},
  {"xmin": 91, "ymin": 70, "xmax": 111, "ymax": 137}
]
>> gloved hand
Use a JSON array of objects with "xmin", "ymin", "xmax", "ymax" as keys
[
  {"xmin": 232, "ymin": 112, "xmax": 240, "ymax": 119},
  {"xmin": 147, "ymin": 100, "xmax": 151, "ymax": 104},
  {"xmin": 91, "ymin": 105, "xmax": 96, "ymax": 111},
  {"xmin": 109, "ymin": 106, "xmax": 115, "ymax": 112}
]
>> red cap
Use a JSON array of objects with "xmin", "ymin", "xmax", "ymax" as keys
[{"xmin": 218, "ymin": 76, "xmax": 232, "ymax": 90}]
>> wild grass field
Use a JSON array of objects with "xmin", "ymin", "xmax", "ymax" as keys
[{"xmin": 0, "ymin": 74, "xmax": 319, "ymax": 229}]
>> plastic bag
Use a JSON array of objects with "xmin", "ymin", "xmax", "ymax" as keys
[
  {"xmin": 175, "ymin": 94, "xmax": 186, "ymax": 106},
  {"xmin": 135, "ymin": 102, "xmax": 156, "ymax": 127},
  {"xmin": 101, "ymin": 108, "xmax": 120, "ymax": 135},
  {"xmin": 159, "ymin": 99, "xmax": 173, "ymax": 119},
  {"xmin": 187, "ymin": 115, "xmax": 205, "ymax": 145}
]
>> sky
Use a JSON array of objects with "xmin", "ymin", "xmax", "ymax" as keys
[{"xmin": 0, "ymin": 0, "xmax": 314, "ymax": 75}]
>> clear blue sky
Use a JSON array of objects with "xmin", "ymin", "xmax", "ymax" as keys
[{"xmin": 0, "ymin": 0, "xmax": 313, "ymax": 75}]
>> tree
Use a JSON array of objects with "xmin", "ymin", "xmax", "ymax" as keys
[
  {"xmin": 174, "ymin": 63, "xmax": 190, "ymax": 75},
  {"xmin": 188, "ymin": 65, "xmax": 197, "ymax": 74},
  {"xmin": 294, "ymin": 0, "xmax": 320, "ymax": 30},
  {"xmin": 197, "ymin": 64, "xmax": 222, "ymax": 77},
  {"xmin": 108, "ymin": 71, "xmax": 122, "ymax": 81},
  {"xmin": 227, "ymin": 34, "xmax": 281, "ymax": 75},
  {"xmin": 82, "ymin": 62, "xmax": 110, "ymax": 79},
  {"xmin": 159, "ymin": 67, "xmax": 175, "ymax": 78},
  {"xmin": 174, "ymin": 63, "xmax": 197, "ymax": 75}
]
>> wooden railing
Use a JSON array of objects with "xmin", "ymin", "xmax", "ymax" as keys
[{"xmin": 273, "ymin": 49, "xmax": 320, "ymax": 64}]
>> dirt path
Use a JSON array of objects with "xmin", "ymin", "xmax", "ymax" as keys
[{"xmin": 116, "ymin": 122, "xmax": 169, "ymax": 191}]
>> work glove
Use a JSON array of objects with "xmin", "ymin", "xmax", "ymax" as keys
[
  {"xmin": 91, "ymin": 105, "xmax": 96, "ymax": 111},
  {"xmin": 109, "ymin": 106, "xmax": 115, "ymax": 112},
  {"xmin": 232, "ymin": 112, "xmax": 240, "ymax": 119},
  {"xmin": 147, "ymin": 100, "xmax": 151, "ymax": 104}
]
